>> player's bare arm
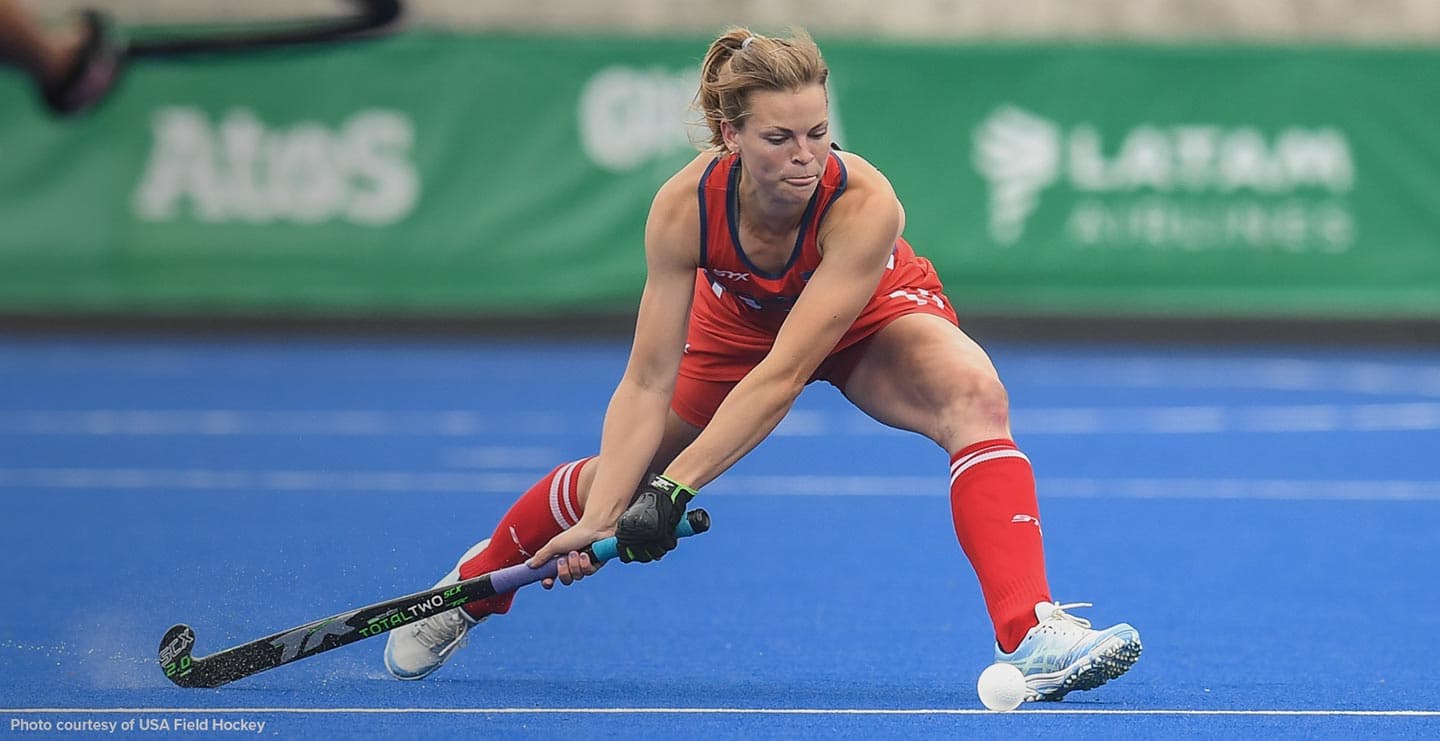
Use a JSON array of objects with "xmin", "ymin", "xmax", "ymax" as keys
[
  {"xmin": 526, "ymin": 156, "xmax": 708, "ymax": 565},
  {"xmin": 662, "ymin": 155, "xmax": 902, "ymax": 489}
]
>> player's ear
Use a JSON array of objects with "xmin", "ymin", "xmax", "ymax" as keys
[{"xmin": 720, "ymin": 119, "xmax": 741, "ymax": 154}]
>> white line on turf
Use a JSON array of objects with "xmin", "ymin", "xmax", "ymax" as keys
[
  {"xmin": 3, "ymin": 707, "xmax": 1438, "ymax": 717},
  {"xmin": 3, "ymin": 402, "xmax": 1440, "ymax": 436},
  {"xmin": 3, "ymin": 468, "xmax": 1440, "ymax": 501}
]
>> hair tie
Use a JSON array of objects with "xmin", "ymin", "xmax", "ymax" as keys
[{"xmin": 741, "ymin": 36, "xmax": 755, "ymax": 50}]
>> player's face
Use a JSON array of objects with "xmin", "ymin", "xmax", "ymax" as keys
[{"xmin": 725, "ymin": 84, "xmax": 831, "ymax": 204}]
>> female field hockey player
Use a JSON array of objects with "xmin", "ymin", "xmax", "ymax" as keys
[{"xmin": 385, "ymin": 27, "xmax": 1142, "ymax": 701}]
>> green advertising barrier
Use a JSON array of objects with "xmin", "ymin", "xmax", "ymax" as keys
[{"xmin": 2, "ymin": 33, "xmax": 1439, "ymax": 318}]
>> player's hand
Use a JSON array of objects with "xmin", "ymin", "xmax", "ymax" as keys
[
  {"xmin": 542, "ymin": 550, "xmax": 599, "ymax": 589},
  {"xmin": 615, "ymin": 474, "xmax": 696, "ymax": 563},
  {"xmin": 530, "ymin": 523, "xmax": 609, "ymax": 587}
]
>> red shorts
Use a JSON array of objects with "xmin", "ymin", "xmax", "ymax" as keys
[{"xmin": 671, "ymin": 257, "xmax": 959, "ymax": 427}]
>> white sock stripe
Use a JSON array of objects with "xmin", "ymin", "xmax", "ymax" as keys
[
  {"xmin": 949, "ymin": 449, "xmax": 1031, "ymax": 487},
  {"xmin": 949, "ymin": 443, "xmax": 1022, "ymax": 474},
  {"xmin": 560, "ymin": 458, "xmax": 588, "ymax": 526},
  {"xmin": 547, "ymin": 465, "xmax": 564, "ymax": 530},
  {"xmin": 549, "ymin": 460, "xmax": 579, "ymax": 530}
]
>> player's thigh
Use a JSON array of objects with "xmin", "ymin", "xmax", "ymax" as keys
[
  {"xmin": 580, "ymin": 368, "xmax": 727, "ymax": 502},
  {"xmin": 839, "ymin": 313, "xmax": 1010, "ymax": 453},
  {"xmin": 650, "ymin": 408, "xmax": 702, "ymax": 472},
  {"xmin": 577, "ymin": 409, "xmax": 700, "ymax": 506}
]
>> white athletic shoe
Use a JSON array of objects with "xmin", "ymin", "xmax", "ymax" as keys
[
  {"xmin": 994, "ymin": 601, "xmax": 1143, "ymax": 701},
  {"xmin": 384, "ymin": 539, "xmax": 491, "ymax": 680}
]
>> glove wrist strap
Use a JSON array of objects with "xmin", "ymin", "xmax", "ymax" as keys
[{"xmin": 650, "ymin": 473, "xmax": 699, "ymax": 503}]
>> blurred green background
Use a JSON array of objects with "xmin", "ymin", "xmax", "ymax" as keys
[{"xmin": 3, "ymin": 0, "xmax": 1439, "ymax": 327}]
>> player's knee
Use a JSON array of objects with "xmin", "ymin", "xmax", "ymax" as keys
[{"xmin": 945, "ymin": 368, "xmax": 1010, "ymax": 430}]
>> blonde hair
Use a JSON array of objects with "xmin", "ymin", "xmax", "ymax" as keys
[{"xmin": 696, "ymin": 27, "xmax": 829, "ymax": 149}]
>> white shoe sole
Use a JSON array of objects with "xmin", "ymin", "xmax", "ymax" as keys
[
  {"xmin": 1027, "ymin": 632, "xmax": 1143, "ymax": 701},
  {"xmin": 384, "ymin": 623, "xmax": 470, "ymax": 681},
  {"xmin": 383, "ymin": 539, "xmax": 491, "ymax": 680}
]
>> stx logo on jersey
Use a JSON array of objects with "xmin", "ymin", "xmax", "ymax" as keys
[{"xmin": 708, "ymin": 268, "xmax": 751, "ymax": 282}]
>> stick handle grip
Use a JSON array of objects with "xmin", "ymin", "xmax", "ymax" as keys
[
  {"xmin": 587, "ymin": 509, "xmax": 710, "ymax": 563},
  {"xmin": 488, "ymin": 509, "xmax": 710, "ymax": 593}
]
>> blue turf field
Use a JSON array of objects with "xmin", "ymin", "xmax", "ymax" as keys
[{"xmin": 2, "ymin": 334, "xmax": 1438, "ymax": 738}]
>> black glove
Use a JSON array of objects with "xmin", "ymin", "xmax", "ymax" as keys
[{"xmin": 615, "ymin": 474, "xmax": 696, "ymax": 563}]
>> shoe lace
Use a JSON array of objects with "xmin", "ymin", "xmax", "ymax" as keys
[
  {"xmin": 1046, "ymin": 601, "xmax": 1094, "ymax": 629},
  {"xmin": 412, "ymin": 608, "xmax": 469, "ymax": 651}
]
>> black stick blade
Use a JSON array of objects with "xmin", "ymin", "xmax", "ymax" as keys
[
  {"xmin": 156, "ymin": 578, "xmax": 500, "ymax": 688},
  {"xmin": 158, "ymin": 509, "xmax": 711, "ymax": 687},
  {"xmin": 158, "ymin": 624, "xmax": 200, "ymax": 687}
]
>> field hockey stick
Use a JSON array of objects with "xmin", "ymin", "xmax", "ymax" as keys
[
  {"xmin": 126, "ymin": 0, "xmax": 403, "ymax": 59},
  {"xmin": 158, "ymin": 509, "xmax": 710, "ymax": 688}
]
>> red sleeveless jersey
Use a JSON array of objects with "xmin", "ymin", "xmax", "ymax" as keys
[
  {"xmin": 677, "ymin": 149, "xmax": 956, "ymax": 389},
  {"xmin": 691, "ymin": 150, "xmax": 935, "ymax": 335}
]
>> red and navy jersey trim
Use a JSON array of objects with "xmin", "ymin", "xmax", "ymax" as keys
[
  {"xmin": 696, "ymin": 156, "xmax": 724, "ymax": 270},
  {"xmin": 724, "ymin": 158, "xmax": 826, "ymax": 280},
  {"xmin": 816, "ymin": 154, "xmax": 848, "ymax": 227},
  {"xmin": 696, "ymin": 151, "xmax": 848, "ymax": 279}
]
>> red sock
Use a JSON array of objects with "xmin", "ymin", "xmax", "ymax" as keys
[
  {"xmin": 458, "ymin": 457, "xmax": 592, "ymax": 619},
  {"xmin": 949, "ymin": 439, "xmax": 1052, "ymax": 653}
]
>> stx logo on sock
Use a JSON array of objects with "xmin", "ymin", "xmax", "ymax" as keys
[{"xmin": 1011, "ymin": 514, "xmax": 1042, "ymax": 534}]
